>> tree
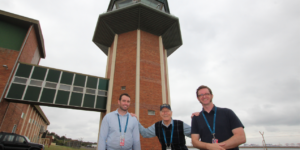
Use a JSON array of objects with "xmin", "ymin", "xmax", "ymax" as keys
[{"xmin": 56, "ymin": 139, "xmax": 64, "ymax": 146}]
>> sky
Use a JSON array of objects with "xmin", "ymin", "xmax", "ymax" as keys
[{"xmin": 1, "ymin": 0, "xmax": 300, "ymax": 146}]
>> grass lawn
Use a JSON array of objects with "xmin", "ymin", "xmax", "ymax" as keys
[{"xmin": 45, "ymin": 145, "xmax": 88, "ymax": 150}]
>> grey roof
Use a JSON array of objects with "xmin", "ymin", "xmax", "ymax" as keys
[{"xmin": 93, "ymin": 3, "xmax": 182, "ymax": 57}]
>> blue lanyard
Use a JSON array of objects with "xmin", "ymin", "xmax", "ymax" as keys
[
  {"xmin": 202, "ymin": 107, "xmax": 217, "ymax": 137},
  {"xmin": 162, "ymin": 120, "xmax": 174, "ymax": 145},
  {"xmin": 117, "ymin": 114, "xmax": 129, "ymax": 133}
]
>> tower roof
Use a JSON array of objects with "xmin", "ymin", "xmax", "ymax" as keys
[{"xmin": 93, "ymin": 3, "xmax": 182, "ymax": 57}]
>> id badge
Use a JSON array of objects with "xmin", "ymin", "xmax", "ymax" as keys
[
  {"xmin": 120, "ymin": 135, "xmax": 125, "ymax": 146},
  {"xmin": 166, "ymin": 144, "xmax": 171, "ymax": 150},
  {"xmin": 212, "ymin": 138, "xmax": 218, "ymax": 143}
]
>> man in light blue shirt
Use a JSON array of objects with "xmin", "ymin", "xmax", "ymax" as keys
[{"xmin": 98, "ymin": 93, "xmax": 141, "ymax": 150}]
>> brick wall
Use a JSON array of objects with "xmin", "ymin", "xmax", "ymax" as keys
[
  {"xmin": 0, "ymin": 102, "xmax": 28, "ymax": 134},
  {"xmin": 139, "ymin": 30, "xmax": 163, "ymax": 150},
  {"xmin": 19, "ymin": 27, "xmax": 39, "ymax": 63},
  {"xmin": 0, "ymin": 47, "xmax": 20, "ymax": 124},
  {"xmin": 0, "ymin": 47, "xmax": 25, "ymax": 134},
  {"xmin": 106, "ymin": 30, "xmax": 168, "ymax": 149},
  {"xmin": 0, "ymin": 25, "xmax": 47, "ymax": 140},
  {"xmin": 111, "ymin": 30, "xmax": 137, "ymax": 113}
]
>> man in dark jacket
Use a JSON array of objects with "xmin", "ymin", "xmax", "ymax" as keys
[{"xmin": 132, "ymin": 104, "xmax": 191, "ymax": 150}]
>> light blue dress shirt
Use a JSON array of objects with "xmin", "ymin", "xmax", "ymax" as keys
[
  {"xmin": 98, "ymin": 109, "xmax": 141, "ymax": 150},
  {"xmin": 138, "ymin": 119, "xmax": 191, "ymax": 138}
]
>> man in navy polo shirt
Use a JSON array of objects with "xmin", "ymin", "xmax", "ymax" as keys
[{"xmin": 191, "ymin": 85, "xmax": 246, "ymax": 150}]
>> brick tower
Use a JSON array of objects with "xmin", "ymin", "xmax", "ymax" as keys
[{"xmin": 93, "ymin": 1, "xmax": 182, "ymax": 149}]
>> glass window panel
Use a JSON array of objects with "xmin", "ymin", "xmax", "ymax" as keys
[
  {"xmin": 86, "ymin": 88, "xmax": 95, "ymax": 95},
  {"xmin": 74, "ymin": 74, "xmax": 86, "ymax": 87},
  {"xmin": 60, "ymin": 72, "xmax": 73, "ymax": 85},
  {"xmin": 31, "ymin": 66, "xmax": 47, "ymax": 80},
  {"xmin": 16, "ymin": 136, "xmax": 26, "ymax": 143},
  {"xmin": 83, "ymin": 94, "xmax": 95, "ymax": 108},
  {"xmin": 40, "ymin": 88, "xmax": 56, "ymax": 103},
  {"xmin": 140, "ymin": 0, "xmax": 163, "ymax": 10},
  {"xmin": 148, "ymin": 110, "xmax": 155, "ymax": 115},
  {"xmin": 46, "ymin": 69, "xmax": 61, "ymax": 83},
  {"xmin": 121, "ymin": 86, "xmax": 126, "ymax": 90},
  {"xmin": 14, "ymin": 77, "xmax": 27, "ymax": 84},
  {"xmin": 12, "ymin": 125, "xmax": 17, "ymax": 133},
  {"xmin": 59, "ymin": 84, "xmax": 70, "ymax": 91},
  {"xmin": 112, "ymin": 4, "xmax": 117, "ymax": 10},
  {"xmin": 161, "ymin": 5, "xmax": 165, "ymax": 11},
  {"xmin": 98, "ymin": 79, "xmax": 109, "ymax": 90},
  {"xmin": 16, "ymin": 63, "xmax": 32, "ymax": 78},
  {"xmin": 6, "ymin": 84, "xmax": 26, "ymax": 99},
  {"xmin": 3, "ymin": 135, "xmax": 15, "ymax": 142},
  {"xmin": 45, "ymin": 82, "xmax": 57, "ymax": 89},
  {"xmin": 69, "ymin": 92, "xmax": 83, "ymax": 107},
  {"xmin": 73, "ymin": 87, "xmax": 84, "ymax": 93},
  {"xmin": 96, "ymin": 96, "xmax": 107, "ymax": 109},
  {"xmin": 24, "ymin": 86, "xmax": 41, "ymax": 102},
  {"xmin": 55, "ymin": 90, "xmax": 70, "ymax": 105},
  {"xmin": 30, "ymin": 80, "xmax": 43, "ymax": 86},
  {"xmin": 98, "ymin": 90, "xmax": 107, "ymax": 96},
  {"xmin": 86, "ymin": 76, "xmax": 97, "ymax": 89},
  {"xmin": 115, "ymin": 0, "xmax": 135, "ymax": 9}
]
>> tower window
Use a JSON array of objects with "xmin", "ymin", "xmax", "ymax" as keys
[
  {"xmin": 12, "ymin": 124, "xmax": 17, "ymax": 133},
  {"xmin": 140, "ymin": 0, "xmax": 164, "ymax": 10},
  {"xmin": 59, "ymin": 84, "xmax": 71, "ymax": 91},
  {"xmin": 21, "ymin": 112, "xmax": 25, "ymax": 118},
  {"xmin": 148, "ymin": 110, "xmax": 155, "ymax": 115},
  {"xmin": 113, "ymin": 0, "xmax": 135, "ymax": 10},
  {"xmin": 112, "ymin": 0, "xmax": 165, "ymax": 12},
  {"xmin": 121, "ymin": 86, "xmax": 126, "ymax": 90}
]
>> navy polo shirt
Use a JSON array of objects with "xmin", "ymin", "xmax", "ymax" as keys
[{"xmin": 191, "ymin": 105, "xmax": 244, "ymax": 150}]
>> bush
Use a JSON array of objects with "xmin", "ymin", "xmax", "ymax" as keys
[{"xmin": 56, "ymin": 139, "xmax": 64, "ymax": 146}]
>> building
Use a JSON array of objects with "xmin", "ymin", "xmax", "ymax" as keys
[
  {"xmin": 1, "ymin": 0, "xmax": 183, "ymax": 148},
  {"xmin": 0, "ymin": 10, "xmax": 50, "ymax": 143},
  {"xmin": 93, "ymin": 0, "xmax": 182, "ymax": 149}
]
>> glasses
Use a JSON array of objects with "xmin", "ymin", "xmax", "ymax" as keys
[
  {"xmin": 161, "ymin": 110, "xmax": 171, "ymax": 113},
  {"xmin": 197, "ymin": 93, "xmax": 211, "ymax": 98}
]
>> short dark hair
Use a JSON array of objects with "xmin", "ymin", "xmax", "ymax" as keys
[
  {"xmin": 196, "ymin": 85, "xmax": 213, "ymax": 97},
  {"xmin": 119, "ymin": 93, "xmax": 130, "ymax": 100}
]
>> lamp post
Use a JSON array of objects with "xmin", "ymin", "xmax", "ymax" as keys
[{"xmin": 259, "ymin": 131, "xmax": 267, "ymax": 150}]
